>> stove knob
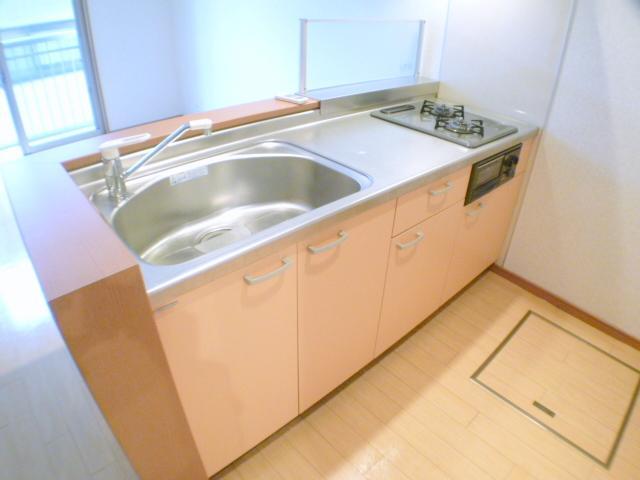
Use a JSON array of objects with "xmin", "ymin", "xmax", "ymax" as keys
[
  {"xmin": 506, "ymin": 154, "xmax": 519, "ymax": 165},
  {"xmin": 504, "ymin": 154, "xmax": 519, "ymax": 174}
]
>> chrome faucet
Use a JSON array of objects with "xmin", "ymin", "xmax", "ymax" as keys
[{"xmin": 99, "ymin": 119, "xmax": 213, "ymax": 202}]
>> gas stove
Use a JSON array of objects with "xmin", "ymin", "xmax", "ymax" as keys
[{"xmin": 371, "ymin": 99, "xmax": 518, "ymax": 148}]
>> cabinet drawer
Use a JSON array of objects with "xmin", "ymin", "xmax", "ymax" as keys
[
  {"xmin": 376, "ymin": 201, "xmax": 460, "ymax": 356},
  {"xmin": 393, "ymin": 166, "xmax": 471, "ymax": 235}
]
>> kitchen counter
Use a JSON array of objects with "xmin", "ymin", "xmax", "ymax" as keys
[
  {"xmin": 111, "ymin": 103, "xmax": 539, "ymax": 308},
  {"xmin": 1, "ymin": 92, "xmax": 537, "ymax": 480}
]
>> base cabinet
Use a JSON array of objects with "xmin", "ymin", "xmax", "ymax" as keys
[
  {"xmin": 443, "ymin": 174, "xmax": 525, "ymax": 301},
  {"xmin": 153, "ymin": 151, "xmax": 530, "ymax": 474},
  {"xmin": 155, "ymin": 247, "xmax": 298, "ymax": 476},
  {"xmin": 375, "ymin": 200, "xmax": 461, "ymax": 356},
  {"xmin": 297, "ymin": 200, "xmax": 395, "ymax": 411}
]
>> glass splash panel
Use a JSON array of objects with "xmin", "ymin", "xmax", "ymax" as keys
[{"xmin": 304, "ymin": 19, "xmax": 423, "ymax": 91}]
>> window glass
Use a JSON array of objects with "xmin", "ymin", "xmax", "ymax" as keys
[{"xmin": 0, "ymin": 0, "xmax": 102, "ymax": 159}]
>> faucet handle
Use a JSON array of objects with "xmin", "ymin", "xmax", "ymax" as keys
[
  {"xmin": 187, "ymin": 119, "xmax": 213, "ymax": 131},
  {"xmin": 99, "ymin": 133, "xmax": 152, "ymax": 160}
]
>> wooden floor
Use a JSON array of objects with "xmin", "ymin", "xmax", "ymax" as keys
[
  {"xmin": 216, "ymin": 272, "xmax": 640, "ymax": 480},
  {"xmin": 0, "ymin": 178, "xmax": 139, "ymax": 479}
]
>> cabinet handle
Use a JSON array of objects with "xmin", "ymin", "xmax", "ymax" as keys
[
  {"xmin": 429, "ymin": 181, "xmax": 453, "ymax": 196},
  {"xmin": 396, "ymin": 231, "xmax": 425, "ymax": 250},
  {"xmin": 465, "ymin": 202, "xmax": 485, "ymax": 217},
  {"xmin": 307, "ymin": 230, "xmax": 349, "ymax": 254},
  {"xmin": 243, "ymin": 257, "xmax": 293, "ymax": 285},
  {"xmin": 154, "ymin": 300, "xmax": 178, "ymax": 312}
]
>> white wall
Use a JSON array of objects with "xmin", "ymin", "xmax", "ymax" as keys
[
  {"xmin": 438, "ymin": 0, "xmax": 574, "ymax": 125},
  {"xmin": 171, "ymin": 0, "xmax": 450, "ymax": 113},
  {"xmin": 505, "ymin": 0, "xmax": 640, "ymax": 337},
  {"xmin": 87, "ymin": 0, "xmax": 449, "ymax": 129},
  {"xmin": 86, "ymin": 0, "xmax": 183, "ymax": 130}
]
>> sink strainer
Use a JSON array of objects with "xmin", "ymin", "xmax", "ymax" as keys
[{"xmin": 194, "ymin": 224, "xmax": 252, "ymax": 253}]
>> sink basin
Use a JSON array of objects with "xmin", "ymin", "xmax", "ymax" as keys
[{"xmin": 107, "ymin": 141, "xmax": 371, "ymax": 265}]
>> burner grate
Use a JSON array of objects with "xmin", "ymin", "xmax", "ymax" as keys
[
  {"xmin": 421, "ymin": 100, "xmax": 464, "ymax": 119},
  {"xmin": 435, "ymin": 117, "xmax": 485, "ymax": 136}
]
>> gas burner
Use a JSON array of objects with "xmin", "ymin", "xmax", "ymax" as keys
[
  {"xmin": 421, "ymin": 100, "xmax": 464, "ymax": 119},
  {"xmin": 370, "ymin": 99, "xmax": 517, "ymax": 147},
  {"xmin": 435, "ymin": 118, "xmax": 485, "ymax": 136}
]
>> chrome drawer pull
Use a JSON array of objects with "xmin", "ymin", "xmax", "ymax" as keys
[
  {"xmin": 429, "ymin": 181, "xmax": 453, "ymax": 196},
  {"xmin": 244, "ymin": 257, "xmax": 293, "ymax": 285},
  {"xmin": 396, "ymin": 231, "xmax": 425, "ymax": 250},
  {"xmin": 307, "ymin": 230, "xmax": 349, "ymax": 254},
  {"xmin": 465, "ymin": 202, "xmax": 485, "ymax": 217}
]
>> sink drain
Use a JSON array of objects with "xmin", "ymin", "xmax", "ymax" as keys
[
  {"xmin": 196, "ymin": 227, "xmax": 234, "ymax": 244},
  {"xmin": 193, "ymin": 224, "xmax": 252, "ymax": 253}
]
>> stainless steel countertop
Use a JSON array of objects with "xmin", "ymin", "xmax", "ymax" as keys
[{"xmin": 106, "ymin": 103, "xmax": 538, "ymax": 308}]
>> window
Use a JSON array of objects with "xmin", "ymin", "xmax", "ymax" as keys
[{"xmin": 0, "ymin": 0, "xmax": 103, "ymax": 161}]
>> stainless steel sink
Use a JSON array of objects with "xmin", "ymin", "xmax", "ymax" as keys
[{"xmin": 91, "ymin": 141, "xmax": 371, "ymax": 265}]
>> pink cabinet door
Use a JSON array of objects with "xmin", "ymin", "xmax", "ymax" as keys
[
  {"xmin": 375, "ymin": 201, "xmax": 461, "ymax": 356},
  {"xmin": 443, "ymin": 174, "xmax": 525, "ymax": 302},
  {"xmin": 297, "ymin": 200, "xmax": 395, "ymax": 411},
  {"xmin": 155, "ymin": 246, "xmax": 298, "ymax": 476}
]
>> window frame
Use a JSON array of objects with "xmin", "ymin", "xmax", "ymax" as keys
[{"xmin": 0, "ymin": 0, "xmax": 106, "ymax": 156}]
